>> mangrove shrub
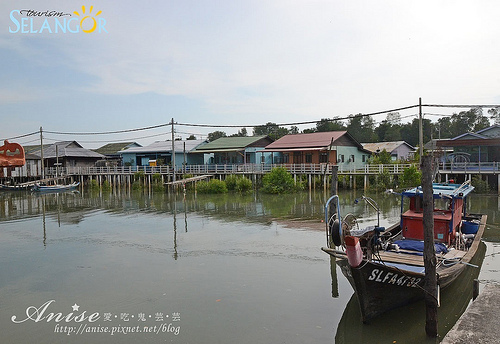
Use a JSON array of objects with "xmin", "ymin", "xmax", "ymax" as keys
[
  {"xmin": 261, "ymin": 167, "xmax": 297, "ymax": 194},
  {"xmin": 197, "ymin": 179, "xmax": 228, "ymax": 194}
]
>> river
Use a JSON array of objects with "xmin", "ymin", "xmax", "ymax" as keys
[{"xmin": 0, "ymin": 189, "xmax": 498, "ymax": 343}]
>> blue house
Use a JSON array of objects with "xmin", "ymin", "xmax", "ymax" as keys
[
  {"xmin": 120, "ymin": 139, "xmax": 208, "ymax": 168},
  {"xmin": 190, "ymin": 136, "xmax": 274, "ymax": 164}
]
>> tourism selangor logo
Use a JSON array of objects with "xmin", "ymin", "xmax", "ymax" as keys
[{"xmin": 9, "ymin": 6, "xmax": 107, "ymax": 34}]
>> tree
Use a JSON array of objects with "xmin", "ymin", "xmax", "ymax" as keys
[
  {"xmin": 230, "ymin": 128, "xmax": 248, "ymax": 137},
  {"xmin": 369, "ymin": 149, "xmax": 392, "ymax": 164},
  {"xmin": 315, "ymin": 118, "xmax": 346, "ymax": 132},
  {"xmin": 207, "ymin": 131, "xmax": 227, "ymax": 142},
  {"xmin": 450, "ymin": 108, "xmax": 490, "ymax": 137},
  {"xmin": 399, "ymin": 118, "xmax": 432, "ymax": 147},
  {"xmin": 187, "ymin": 134, "xmax": 197, "ymax": 140},
  {"xmin": 289, "ymin": 126, "xmax": 299, "ymax": 134},
  {"xmin": 435, "ymin": 117, "xmax": 453, "ymax": 139},
  {"xmin": 347, "ymin": 114, "xmax": 376, "ymax": 143},
  {"xmin": 488, "ymin": 107, "xmax": 500, "ymax": 125},
  {"xmin": 253, "ymin": 122, "xmax": 289, "ymax": 140},
  {"xmin": 375, "ymin": 119, "xmax": 401, "ymax": 142}
]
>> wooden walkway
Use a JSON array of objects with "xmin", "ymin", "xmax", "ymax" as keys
[{"xmin": 164, "ymin": 175, "xmax": 213, "ymax": 186}]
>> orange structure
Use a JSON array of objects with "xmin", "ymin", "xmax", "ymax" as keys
[{"xmin": 0, "ymin": 140, "xmax": 26, "ymax": 167}]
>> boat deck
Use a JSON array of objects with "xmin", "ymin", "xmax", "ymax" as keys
[{"xmin": 374, "ymin": 248, "xmax": 467, "ymax": 267}]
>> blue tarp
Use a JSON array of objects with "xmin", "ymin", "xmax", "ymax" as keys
[{"xmin": 394, "ymin": 240, "xmax": 448, "ymax": 254}]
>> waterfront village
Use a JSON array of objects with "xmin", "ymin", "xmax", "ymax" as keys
[{"xmin": 1, "ymin": 120, "xmax": 500, "ymax": 193}]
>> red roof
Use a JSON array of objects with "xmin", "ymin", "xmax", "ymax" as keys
[{"xmin": 264, "ymin": 131, "xmax": 350, "ymax": 150}]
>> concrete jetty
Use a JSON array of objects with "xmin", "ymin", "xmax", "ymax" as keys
[{"xmin": 441, "ymin": 283, "xmax": 500, "ymax": 343}]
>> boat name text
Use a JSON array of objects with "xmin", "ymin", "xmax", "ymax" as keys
[{"xmin": 368, "ymin": 268, "xmax": 421, "ymax": 288}]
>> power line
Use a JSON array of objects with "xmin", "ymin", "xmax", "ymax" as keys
[
  {"xmin": 423, "ymin": 104, "xmax": 500, "ymax": 109},
  {"xmin": 3, "ymin": 103, "xmax": 499, "ymax": 140},
  {"xmin": 3, "ymin": 131, "xmax": 39, "ymax": 141}
]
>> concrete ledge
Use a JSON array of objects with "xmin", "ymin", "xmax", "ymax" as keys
[{"xmin": 442, "ymin": 283, "xmax": 500, "ymax": 344}]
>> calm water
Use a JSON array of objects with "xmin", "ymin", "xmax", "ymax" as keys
[{"xmin": 0, "ymin": 189, "xmax": 498, "ymax": 344}]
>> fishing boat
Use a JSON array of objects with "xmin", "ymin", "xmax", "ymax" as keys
[
  {"xmin": 322, "ymin": 181, "xmax": 486, "ymax": 323},
  {"xmin": 32, "ymin": 182, "xmax": 80, "ymax": 193}
]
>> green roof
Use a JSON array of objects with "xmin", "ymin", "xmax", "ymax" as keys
[
  {"xmin": 94, "ymin": 142, "xmax": 140, "ymax": 155},
  {"xmin": 193, "ymin": 136, "xmax": 271, "ymax": 151}
]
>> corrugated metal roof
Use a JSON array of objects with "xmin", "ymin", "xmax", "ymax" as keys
[
  {"xmin": 193, "ymin": 136, "xmax": 270, "ymax": 151},
  {"xmin": 94, "ymin": 142, "xmax": 141, "ymax": 155},
  {"xmin": 263, "ymin": 131, "xmax": 347, "ymax": 149},
  {"xmin": 32, "ymin": 141, "xmax": 104, "ymax": 159},
  {"xmin": 122, "ymin": 139, "xmax": 207, "ymax": 154},
  {"xmin": 362, "ymin": 141, "xmax": 415, "ymax": 153}
]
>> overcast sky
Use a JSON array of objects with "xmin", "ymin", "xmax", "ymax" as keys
[{"xmin": 1, "ymin": 1, "xmax": 499, "ymax": 148}]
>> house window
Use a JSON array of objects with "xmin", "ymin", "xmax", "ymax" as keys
[
  {"xmin": 362, "ymin": 155, "xmax": 366, "ymax": 163},
  {"xmin": 338, "ymin": 154, "xmax": 345, "ymax": 163},
  {"xmin": 305, "ymin": 153, "xmax": 313, "ymax": 163},
  {"xmin": 319, "ymin": 152, "xmax": 328, "ymax": 163},
  {"xmin": 283, "ymin": 154, "xmax": 289, "ymax": 163},
  {"xmin": 350, "ymin": 155, "xmax": 355, "ymax": 163},
  {"xmin": 293, "ymin": 152, "xmax": 302, "ymax": 164}
]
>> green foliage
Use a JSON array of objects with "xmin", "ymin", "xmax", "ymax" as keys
[
  {"xmin": 152, "ymin": 173, "xmax": 165, "ymax": 192},
  {"xmin": 207, "ymin": 131, "xmax": 227, "ymax": 142},
  {"xmin": 235, "ymin": 177, "xmax": 253, "ymax": 193},
  {"xmin": 102, "ymin": 180, "xmax": 111, "ymax": 191},
  {"xmin": 399, "ymin": 165, "xmax": 421, "ymax": 188},
  {"xmin": 197, "ymin": 179, "xmax": 228, "ymax": 194},
  {"xmin": 472, "ymin": 175, "xmax": 490, "ymax": 193},
  {"xmin": 261, "ymin": 167, "xmax": 298, "ymax": 194},
  {"xmin": 368, "ymin": 149, "xmax": 393, "ymax": 164},
  {"xmin": 152, "ymin": 173, "xmax": 162, "ymax": 183},
  {"xmin": 224, "ymin": 175, "xmax": 239, "ymax": 191},
  {"xmin": 134, "ymin": 171, "xmax": 145, "ymax": 180},
  {"xmin": 253, "ymin": 122, "xmax": 289, "ymax": 140},
  {"xmin": 89, "ymin": 179, "xmax": 99, "ymax": 190},
  {"xmin": 369, "ymin": 170, "xmax": 395, "ymax": 192},
  {"xmin": 315, "ymin": 118, "xmax": 346, "ymax": 132},
  {"xmin": 224, "ymin": 175, "xmax": 253, "ymax": 193},
  {"xmin": 132, "ymin": 180, "xmax": 143, "ymax": 190}
]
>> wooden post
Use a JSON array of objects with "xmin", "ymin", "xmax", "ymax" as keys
[
  {"xmin": 329, "ymin": 166, "xmax": 338, "ymax": 216},
  {"xmin": 421, "ymin": 155, "xmax": 438, "ymax": 337}
]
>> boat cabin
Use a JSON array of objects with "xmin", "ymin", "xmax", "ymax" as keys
[{"xmin": 400, "ymin": 183, "xmax": 474, "ymax": 244}]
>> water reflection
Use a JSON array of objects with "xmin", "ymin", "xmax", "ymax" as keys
[{"xmin": 0, "ymin": 189, "xmax": 498, "ymax": 344}]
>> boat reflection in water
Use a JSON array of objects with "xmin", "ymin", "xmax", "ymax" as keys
[{"xmin": 334, "ymin": 241, "xmax": 486, "ymax": 344}]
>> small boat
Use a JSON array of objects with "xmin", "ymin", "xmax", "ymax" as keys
[
  {"xmin": 32, "ymin": 182, "xmax": 80, "ymax": 193},
  {"xmin": 322, "ymin": 181, "xmax": 486, "ymax": 323},
  {"xmin": 0, "ymin": 184, "xmax": 32, "ymax": 191}
]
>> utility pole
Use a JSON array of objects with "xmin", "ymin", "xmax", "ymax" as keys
[
  {"xmin": 419, "ymin": 97, "xmax": 424, "ymax": 162},
  {"xmin": 40, "ymin": 126, "xmax": 44, "ymax": 179},
  {"xmin": 171, "ymin": 118, "xmax": 176, "ymax": 182},
  {"xmin": 422, "ymin": 154, "xmax": 438, "ymax": 337}
]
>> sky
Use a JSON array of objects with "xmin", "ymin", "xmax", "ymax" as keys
[{"xmin": 1, "ymin": 0, "xmax": 500, "ymax": 148}]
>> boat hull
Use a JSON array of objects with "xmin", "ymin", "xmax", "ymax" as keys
[
  {"xmin": 33, "ymin": 182, "xmax": 79, "ymax": 193},
  {"xmin": 337, "ymin": 257, "xmax": 425, "ymax": 323}
]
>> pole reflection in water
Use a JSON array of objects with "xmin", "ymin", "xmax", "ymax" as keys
[
  {"xmin": 173, "ymin": 196, "xmax": 178, "ymax": 260},
  {"xmin": 42, "ymin": 194, "xmax": 47, "ymax": 248},
  {"xmin": 330, "ymin": 256, "xmax": 339, "ymax": 298}
]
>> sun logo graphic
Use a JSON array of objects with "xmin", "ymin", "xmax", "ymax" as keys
[{"xmin": 73, "ymin": 6, "xmax": 106, "ymax": 33}]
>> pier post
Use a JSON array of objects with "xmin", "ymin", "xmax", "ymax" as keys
[{"xmin": 421, "ymin": 155, "xmax": 438, "ymax": 337}]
